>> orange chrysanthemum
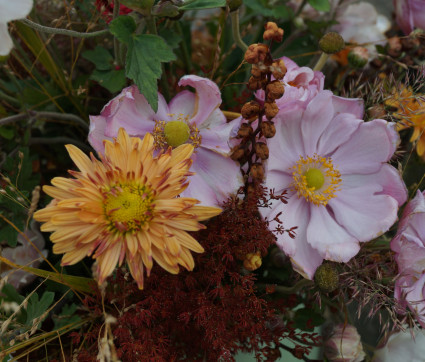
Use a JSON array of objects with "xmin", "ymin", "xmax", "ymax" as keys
[
  {"xmin": 34, "ymin": 129, "xmax": 222, "ymax": 289},
  {"xmin": 386, "ymin": 87, "xmax": 425, "ymax": 157}
]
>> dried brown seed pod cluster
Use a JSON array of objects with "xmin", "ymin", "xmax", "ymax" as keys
[{"xmin": 234, "ymin": 22, "xmax": 287, "ymax": 186}]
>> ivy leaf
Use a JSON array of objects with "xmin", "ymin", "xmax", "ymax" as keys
[
  {"xmin": 179, "ymin": 0, "xmax": 226, "ymax": 10},
  {"xmin": 307, "ymin": 0, "xmax": 330, "ymax": 12},
  {"xmin": 109, "ymin": 16, "xmax": 137, "ymax": 43},
  {"xmin": 91, "ymin": 69, "xmax": 127, "ymax": 93},
  {"xmin": 126, "ymin": 34, "xmax": 176, "ymax": 111},
  {"xmin": 24, "ymin": 291, "xmax": 55, "ymax": 327},
  {"xmin": 82, "ymin": 46, "xmax": 114, "ymax": 71}
]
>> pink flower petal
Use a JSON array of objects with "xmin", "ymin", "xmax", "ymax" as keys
[
  {"xmin": 331, "ymin": 95, "xmax": 364, "ymax": 119},
  {"xmin": 88, "ymin": 115, "xmax": 113, "ymax": 155},
  {"xmin": 178, "ymin": 75, "xmax": 222, "ymax": 126},
  {"xmin": 168, "ymin": 90, "xmax": 196, "ymax": 119},
  {"xmin": 307, "ymin": 205, "xmax": 359, "ymax": 262},
  {"xmin": 329, "ymin": 185, "xmax": 399, "ymax": 242},
  {"xmin": 185, "ymin": 147, "xmax": 242, "ymax": 205},
  {"xmin": 316, "ymin": 112, "xmax": 362, "ymax": 156},
  {"xmin": 200, "ymin": 112, "xmax": 237, "ymax": 154},
  {"xmin": 301, "ymin": 90, "xmax": 335, "ymax": 155},
  {"xmin": 331, "ymin": 119, "xmax": 395, "ymax": 175}
]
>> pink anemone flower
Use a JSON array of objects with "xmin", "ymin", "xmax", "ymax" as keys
[
  {"xmin": 391, "ymin": 189, "xmax": 425, "ymax": 325},
  {"xmin": 394, "ymin": 0, "xmax": 425, "ymax": 35},
  {"xmin": 89, "ymin": 75, "xmax": 242, "ymax": 206},
  {"xmin": 256, "ymin": 56, "xmax": 325, "ymax": 111},
  {"xmin": 260, "ymin": 90, "xmax": 407, "ymax": 279}
]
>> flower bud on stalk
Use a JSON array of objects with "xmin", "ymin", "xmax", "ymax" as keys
[
  {"xmin": 254, "ymin": 142, "xmax": 269, "ymax": 160},
  {"xmin": 264, "ymin": 102, "xmax": 279, "ymax": 120},
  {"xmin": 347, "ymin": 47, "xmax": 369, "ymax": 68},
  {"xmin": 314, "ymin": 263, "xmax": 339, "ymax": 293},
  {"xmin": 243, "ymin": 251, "xmax": 262, "ymax": 271},
  {"xmin": 237, "ymin": 123, "xmax": 254, "ymax": 138},
  {"xmin": 319, "ymin": 32, "xmax": 345, "ymax": 54},
  {"xmin": 250, "ymin": 163, "xmax": 264, "ymax": 181},
  {"xmin": 266, "ymin": 81, "xmax": 285, "ymax": 101},
  {"xmin": 263, "ymin": 22, "xmax": 284, "ymax": 43},
  {"xmin": 244, "ymin": 44, "xmax": 269, "ymax": 64},
  {"xmin": 261, "ymin": 121, "xmax": 276, "ymax": 138},
  {"xmin": 241, "ymin": 101, "xmax": 261, "ymax": 121},
  {"xmin": 324, "ymin": 324, "xmax": 366, "ymax": 362}
]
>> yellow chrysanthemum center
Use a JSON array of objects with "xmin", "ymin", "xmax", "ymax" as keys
[
  {"xmin": 152, "ymin": 114, "xmax": 202, "ymax": 150},
  {"xmin": 164, "ymin": 120, "xmax": 190, "ymax": 147},
  {"xmin": 291, "ymin": 154, "xmax": 341, "ymax": 206},
  {"xmin": 103, "ymin": 183, "xmax": 154, "ymax": 233}
]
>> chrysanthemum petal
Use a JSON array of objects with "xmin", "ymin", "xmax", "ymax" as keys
[
  {"xmin": 65, "ymin": 144, "xmax": 94, "ymax": 174},
  {"xmin": 96, "ymin": 243, "xmax": 122, "ymax": 284}
]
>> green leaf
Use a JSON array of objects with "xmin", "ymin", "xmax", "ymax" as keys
[
  {"xmin": 109, "ymin": 16, "xmax": 137, "ymax": 43},
  {"xmin": 293, "ymin": 307, "xmax": 325, "ymax": 331},
  {"xmin": 243, "ymin": 0, "xmax": 290, "ymax": 18},
  {"xmin": 25, "ymin": 291, "xmax": 55, "ymax": 326},
  {"xmin": 126, "ymin": 34, "xmax": 176, "ymax": 111},
  {"xmin": 1, "ymin": 283, "xmax": 25, "ymax": 304},
  {"xmin": 54, "ymin": 303, "xmax": 81, "ymax": 330},
  {"xmin": 0, "ymin": 256, "xmax": 96, "ymax": 294},
  {"xmin": 179, "ymin": 0, "xmax": 226, "ymax": 10},
  {"xmin": 0, "ymin": 126, "xmax": 15, "ymax": 140},
  {"xmin": 159, "ymin": 28, "xmax": 182, "ymax": 49},
  {"xmin": 307, "ymin": 0, "xmax": 330, "ymax": 12},
  {"xmin": 82, "ymin": 46, "xmax": 113, "ymax": 71},
  {"xmin": 91, "ymin": 69, "xmax": 127, "ymax": 93}
]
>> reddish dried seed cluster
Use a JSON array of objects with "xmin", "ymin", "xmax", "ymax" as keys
[{"xmin": 74, "ymin": 191, "xmax": 313, "ymax": 361}]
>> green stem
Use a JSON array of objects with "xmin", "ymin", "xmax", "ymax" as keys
[
  {"xmin": 113, "ymin": 0, "xmax": 122, "ymax": 66},
  {"xmin": 295, "ymin": 0, "xmax": 308, "ymax": 17},
  {"xmin": 29, "ymin": 137, "xmax": 92, "ymax": 152},
  {"xmin": 19, "ymin": 18, "xmax": 109, "ymax": 38},
  {"xmin": 0, "ymin": 89, "xmax": 20, "ymax": 107},
  {"xmin": 176, "ymin": 22, "xmax": 192, "ymax": 73},
  {"xmin": 313, "ymin": 52, "xmax": 329, "ymax": 71},
  {"xmin": 258, "ymin": 279, "xmax": 314, "ymax": 294},
  {"xmin": 230, "ymin": 10, "xmax": 248, "ymax": 52}
]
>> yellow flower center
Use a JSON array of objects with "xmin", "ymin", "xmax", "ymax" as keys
[
  {"xmin": 164, "ymin": 120, "xmax": 190, "ymax": 147},
  {"xmin": 291, "ymin": 154, "xmax": 341, "ymax": 206},
  {"xmin": 152, "ymin": 114, "xmax": 202, "ymax": 150},
  {"xmin": 304, "ymin": 168, "xmax": 325, "ymax": 190},
  {"xmin": 104, "ymin": 184, "xmax": 154, "ymax": 233}
]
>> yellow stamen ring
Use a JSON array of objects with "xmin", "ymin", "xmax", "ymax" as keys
[
  {"xmin": 152, "ymin": 114, "xmax": 202, "ymax": 150},
  {"xmin": 290, "ymin": 154, "xmax": 341, "ymax": 206}
]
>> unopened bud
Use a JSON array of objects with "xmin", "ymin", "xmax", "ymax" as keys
[
  {"xmin": 261, "ymin": 121, "xmax": 276, "ymax": 138},
  {"xmin": 266, "ymin": 80, "xmax": 285, "ymax": 101},
  {"xmin": 264, "ymin": 101, "xmax": 279, "ymax": 120},
  {"xmin": 230, "ymin": 145, "xmax": 245, "ymax": 161},
  {"xmin": 254, "ymin": 142, "xmax": 269, "ymax": 160},
  {"xmin": 324, "ymin": 324, "xmax": 365, "ymax": 362},
  {"xmin": 271, "ymin": 59, "xmax": 287, "ymax": 80},
  {"xmin": 250, "ymin": 163, "xmax": 264, "ymax": 180},
  {"xmin": 319, "ymin": 32, "xmax": 345, "ymax": 54},
  {"xmin": 243, "ymin": 252, "xmax": 262, "ymax": 271},
  {"xmin": 347, "ymin": 47, "xmax": 369, "ymax": 68},
  {"xmin": 244, "ymin": 43, "xmax": 269, "ymax": 64},
  {"xmin": 387, "ymin": 37, "xmax": 402, "ymax": 57},
  {"xmin": 263, "ymin": 22, "xmax": 284, "ymax": 43},
  {"xmin": 241, "ymin": 101, "xmax": 261, "ymax": 121},
  {"xmin": 248, "ymin": 75, "xmax": 267, "ymax": 91},
  {"xmin": 226, "ymin": 0, "xmax": 242, "ymax": 12},
  {"xmin": 314, "ymin": 263, "xmax": 339, "ymax": 293},
  {"xmin": 237, "ymin": 123, "xmax": 253, "ymax": 138}
]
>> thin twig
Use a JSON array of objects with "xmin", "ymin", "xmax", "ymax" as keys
[{"xmin": 19, "ymin": 18, "xmax": 109, "ymax": 38}]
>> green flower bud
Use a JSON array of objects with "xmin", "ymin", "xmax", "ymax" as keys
[
  {"xmin": 314, "ymin": 263, "xmax": 339, "ymax": 293},
  {"xmin": 347, "ymin": 47, "xmax": 369, "ymax": 68},
  {"xmin": 319, "ymin": 32, "xmax": 345, "ymax": 54}
]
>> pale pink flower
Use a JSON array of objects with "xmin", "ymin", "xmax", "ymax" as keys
[
  {"xmin": 324, "ymin": 324, "xmax": 365, "ymax": 362},
  {"xmin": 332, "ymin": 2, "xmax": 390, "ymax": 56},
  {"xmin": 256, "ymin": 57, "xmax": 325, "ymax": 112},
  {"xmin": 89, "ymin": 75, "xmax": 242, "ymax": 206},
  {"xmin": 0, "ymin": 0, "xmax": 33, "ymax": 55},
  {"xmin": 260, "ymin": 91, "xmax": 407, "ymax": 279},
  {"xmin": 373, "ymin": 329, "xmax": 425, "ymax": 362},
  {"xmin": 394, "ymin": 0, "xmax": 425, "ymax": 35},
  {"xmin": 1, "ymin": 222, "xmax": 47, "ymax": 290},
  {"xmin": 391, "ymin": 190, "xmax": 425, "ymax": 325}
]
